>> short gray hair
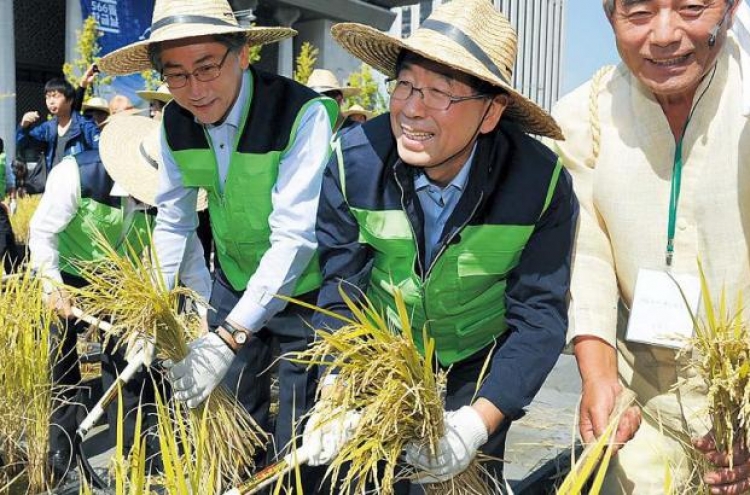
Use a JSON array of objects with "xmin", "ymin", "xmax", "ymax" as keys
[
  {"xmin": 148, "ymin": 32, "xmax": 249, "ymax": 73},
  {"xmin": 604, "ymin": 0, "xmax": 734, "ymax": 18}
]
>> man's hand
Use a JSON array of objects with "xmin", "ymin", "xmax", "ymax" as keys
[
  {"xmin": 20, "ymin": 111, "xmax": 40, "ymax": 129},
  {"xmin": 303, "ymin": 405, "xmax": 361, "ymax": 466},
  {"xmin": 163, "ymin": 332, "xmax": 234, "ymax": 408},
  {"xmin": 404, "ymin": 406, "xmax": 489, "ymax": 483},
  {"xmin": 48, "ymin": 288, "xmax": 73, "ymax": 319},
  {"xmin": 81, "ymin": 64, "xmax": 98, "ymax": 89},
  {"xmin": 694, "ymin": 432, "xmax": 750, "ymax": 494},
  {"xmin": 579, "ymin": 377, "xmax": 641, "ymax": 451}
]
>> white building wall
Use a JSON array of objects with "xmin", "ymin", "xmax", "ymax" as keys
[{"xmin": 397, "ymin": 0, "xmax": 565, "ymax": 111}]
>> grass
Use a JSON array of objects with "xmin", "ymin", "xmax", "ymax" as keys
[
  {"xmin": 71, "ymin": 231, "xmax": 267, "ymax": 488},
  {"xmin": 0, "ymin": 265, "xmax": 55, "ymax": 493},
  {"xmin": 289, "ymin": 288, "xmax": 498, "ymax": 495}
]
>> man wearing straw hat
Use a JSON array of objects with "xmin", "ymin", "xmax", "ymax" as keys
[
  {"xmin": 28, "ymin": 114, "xmax": 210, "ymax": 484},
  {"xmin": 307, "ymin": 68, "xmax": 361, "ymax": 130},
  {"xmin": 81, "ymin": 96, "xmax": 110, "ymax": 128},
  {"xmin": 136, "ymin": 83, "xmax": 173, "ymax": 121},
  {"xmin": 309, "ymin": 0, "xmax": 577, "ymax": 488},
  {"xmin": 546, "ymin": 0, "xmax": 750, "ymax": 493},
  {"xmin": 99, "ymin": 0, "xmax": 339, "ymax": 477}
]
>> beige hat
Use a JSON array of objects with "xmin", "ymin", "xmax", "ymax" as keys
[
  {"xmin": 306, "ymin": 69, "xmax": 361, "ymax": 97},
  {"xmin": 136, "ymin": 83, "xmax": 173, "ymax": 104},
  {"xmin": 99, "ymin": 0, "xmax": 296, "ymax": 75},
  {"xmin": 100, "ymin": 115, "xmax": 161, "ymax": 205},
  {"xmin": 81, "ymin": 97, "xmax": 110, "ymax": 114},
  {"xmin": 102, "ymin": 106, "xmax": 149, "ymax": 126},
  {"xmin": 331, "ymin": 0, "xmax": 562, "ymax": 139},
  {"xmin": 343, "ymin": 104, "xmax": 374, "ymax": 120}
]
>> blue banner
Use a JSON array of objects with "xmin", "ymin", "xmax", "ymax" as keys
[{"xmin": 80, "ymin": 0, "xmax": 155, "ymax": 104}]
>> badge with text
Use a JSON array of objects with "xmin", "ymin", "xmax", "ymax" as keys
[{"xmin": 626, "ymin": 268, "xmax": 701, "ymax": 349}]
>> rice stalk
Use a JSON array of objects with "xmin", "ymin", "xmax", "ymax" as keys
[
  {"xmin": 70, "ymin": 230, "xmax": 267, "ymax": 488},
  {"xmin": 0, "ymin": 264, "xmax": 55, "ymax": 492},
  {"xmin": 289, "ymin": 288, "xmax": 496, "ymax": 495},
  {"xmin": 9, "ymin": 194, "xmax": 41, "ymax": 245},
  {"xmin": 556, "ymin": 389, "xmax": 636, "ymax": 495},
  {"xmin": 677, "ymin": 261, "xmax": 750, "ymax": 471}
]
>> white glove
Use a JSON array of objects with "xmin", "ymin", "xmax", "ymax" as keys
[
  {"xmin": 124, "ymin": 334, "xmax": 156, "ymax": 367},
  {"xmin": 404, "ymin": 406, "xmax": 489, "ymax": 483},
  {"xmin": 163, "ymin": 332, "xmax": 234, "ymax": 408},
  {"xmin": 303, "ymin": 406, "xmax": 361, "ymax": 466}
]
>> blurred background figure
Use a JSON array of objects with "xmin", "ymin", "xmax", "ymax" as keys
[
  {"xmin": 81, "ymin": 96, "xmax": 110, "ymax": 128},
  {"xmin": 306, "ymin": 68, "xmax": 359, "ymax": 131},
  {"xmin": 340, "ymin": 103, "xmax": 373, "ymax": 130},
  {"xmin": 136, "ymin": 84, "xmax": 173, "ymax": 121},
  {"xmin": 108, "ymin": 94, "xmax": 134, "ymax": 115}
]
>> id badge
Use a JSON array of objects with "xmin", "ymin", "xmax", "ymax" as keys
[{"xmin": 626, "ymin": 268, "xmax": 701, "ymax": 349}]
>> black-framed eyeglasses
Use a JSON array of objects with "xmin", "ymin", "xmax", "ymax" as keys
[
  {"xmin": 162, "ymin": 48, "xmax": 232, "ymax": 89},
  {"xmin": 387, "ymin": 79, "xmax": 488, "ymax": 111}
]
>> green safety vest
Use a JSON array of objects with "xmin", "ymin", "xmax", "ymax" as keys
[
  {"xmin": 164, "ymin": 68, "xmax": 338, "ymax": 292},
  {"xmin": 335, "ymin": 139, "xmax": 563, "ymax": 365}
]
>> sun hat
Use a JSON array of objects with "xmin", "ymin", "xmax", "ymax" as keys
[
  {"xmin": 136, "ymin": 83, "xmax": 173, "ymax": 104},
  {"xmin": 81, "ymin": 97, "xmax": 110, "ymax": 114},
  {"xmin": 99, "ymin": 0, "xmax": 296, "ymax": 76},
  {"xmin": 306, "ymin": 69, "xmax": 361, "ymax": 97},
  {"xmin": 343, "ymin": 104, "xmax": 374, "ymax": 120},
  {"xmin": 330, "ymin": 0, "xmax": 562, "ymax": 139},
  {"xmin": 100, "ymin": 116, "xmax": 161, "ymax": 205},
  {"xmin": 102, "ymin": 107, "xmax": 148, "ymax": 126}
]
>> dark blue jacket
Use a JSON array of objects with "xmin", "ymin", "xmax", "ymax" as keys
[
  {"xmin": 314, "ymin": 114, "xmax": 578, "ymax": 420},
  {"xmin": 16, "ymin": 111, "xmax": 100, "ymax": 169}
]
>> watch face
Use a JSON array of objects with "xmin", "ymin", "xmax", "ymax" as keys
[{"xmin": 233, "ymin": 330, "xmax": 248, "ymax": 345}]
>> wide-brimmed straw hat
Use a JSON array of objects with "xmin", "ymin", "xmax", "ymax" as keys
[
  {"xmin": 99, "ymin": 0, "xmax": 296, "ymax": 76},
  {"xmin": 100, "ymin": 116, "xmax": 161, "ymax": 205},
  {"xmin": 306, "ymin": 69, "xmax": 361, "ymax": 97},
  {"xmin": 136, "ymin": 83, "xmax": 173, "ymax": 104},
  {"xmin": 343, "ymin": 104, "xmax": 374, "ymax": 120},
  {"xmin": 81, "ymin": 97, "xmax": 110, "ymax": 114},
  {"xmin": 331, "ymin": 0, "xmax": 562, "ymax": 139}
]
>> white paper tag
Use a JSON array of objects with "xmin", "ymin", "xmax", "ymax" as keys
[{"xmin": 626, "ymin": 268, "xmax": 701, "ymax": 349}]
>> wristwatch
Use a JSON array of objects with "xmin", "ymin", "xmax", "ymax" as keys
[{"xmin": 222, "ymin": 320, "xmax": 249, "ymax": 346}]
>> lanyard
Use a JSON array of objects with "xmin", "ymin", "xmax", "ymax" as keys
[{"xmin": 665, "ymin": 137, "xmax": 684, "ymax": 267}]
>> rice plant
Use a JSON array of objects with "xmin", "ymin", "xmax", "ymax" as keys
[
  {"xmin": 679, "ymin": 261, "xmax": 750, "ymax": 470},
  {"xmin": 71, "ymin": 232, "xmax": 267, "ymax": 488},
  {"xmin": 289, "ymin": 289, "xmax": 497, "ymax": 495},
  {"xmin": 9, "ymin": 194, "xmax": 41, "ymax": 246},
  {"xmin": 0, "ymin": 265, "xmax": 55, "ymax": 492}
]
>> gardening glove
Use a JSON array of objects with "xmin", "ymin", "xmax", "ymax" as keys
[
  {"xmin": 124, "ymin": 334, "xmax": 156, "ymax": 367},
  {"xmin": 163, "ymin": 332, "xmax": 234, "ymax": 408},
  {"xmin": 48, "ymin": 287, "xmax": 73, "ymax": 319},
  {"xmin": 303, "ymin": 405, "xmax": 361, "ymax": 466},
  {"xmin": 404, "ymin": 406, "xmax": 488, "ymax": 483}
]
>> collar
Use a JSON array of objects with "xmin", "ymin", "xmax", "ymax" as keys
[
  {"xmin": 414, "ymin": 143, "xmax": 477, "ymax": 192},
  {"xmin": 199, "ymin": 70, "xmax": 250, "ymax": 131}
]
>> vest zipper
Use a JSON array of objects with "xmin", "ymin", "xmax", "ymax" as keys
[
  {"xmin": 424, "ymin": 191, "xmax": 484, "ymax": 279},
  {"xmin": 394, "ymin": 169, "xmax": 425, "ymax": 279}
]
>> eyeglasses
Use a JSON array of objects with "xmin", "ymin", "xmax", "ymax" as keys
[
  {"xmin": 162, "ymin": 48, "xmax": 232, "ymax": 89},
  {"xmin": 388, "ymin": 80, "xmax": 487, "ymax": 111}
]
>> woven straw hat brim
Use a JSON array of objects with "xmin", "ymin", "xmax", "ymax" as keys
[
  {"xmin": 100, "ymin": 116, "xmax": 161, "ymax": 205},
  {"xmin": 136, "ymin": 90, "xmax": 173, "ymax": 103},
  {"xmin": 100, "ymin": 26, "xmax": 296, "ymax": 76},
  {"xmin": 331, "ymin": 23, "xmax": 563, "ymax": 140},
  {"xmin": 310, "ymin": 85, "xmax": 361, "ymax": 98},
  {"xmin": 344, "ymin": 107, "xmax": 374, "ymax": 120},
  {"xmin": 82, "ymin": 100, "xmax": 110, "ymax": 113}
]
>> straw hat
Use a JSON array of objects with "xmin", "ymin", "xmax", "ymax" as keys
[
  {"xmin": 99, "ymin": 0, "xmax": 296, "ymax": 76},
  {"xmin": 343, "ymin": 104, "xmax": 374, "ymax": 120},
  {"xmin": 100, "ymin": 116, "xmax": 161, "ymax": 205},
  {"xmin": 306, "ymin": 69, "xmax": 361, "ymax": 97},
  {"xmin": 330, "ymin": 0, "xmax": 562, "ymax": 139},
  {"xmin": 136, "ymin": 83, "xmax": 173, "ymax": 104},
  {"xmin": 81, "ymin": 97, "xmax": 110, "ymax": 114},
  {"xmin": 102, "ymin": 107, "xmax": 149, "ymax": 126}
]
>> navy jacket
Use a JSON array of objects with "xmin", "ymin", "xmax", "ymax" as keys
[
  {"xmin": 314, "ymin": 114, "xmax": 579, "ymax": 420},
  {"xmin": 16, "ymin": 111, "xmax": 100, "ymax": 169}
]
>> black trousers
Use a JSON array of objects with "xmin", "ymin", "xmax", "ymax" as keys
[
  {"xmin": 208, "ymin": 269, "xmax": 324, "ymax": 492},
  {"xmin": 0, "ymin": 204, "xmax": 20, "ymax": 273},
  {"xmin": 49, "ymin": 273, "xmax": 160, "ymax": 462}
]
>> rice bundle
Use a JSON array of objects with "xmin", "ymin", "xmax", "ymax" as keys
[
  {"xmin": 0, "ymin": 266, "xmax": 54, "ymax": 492},
  {"xmin": 71, "ymin": 235, "xmax": 267, "ymax": 487},
  {"xmin": 291, "ymin": 289, "xmax": 497, "ymax": 495},
  {"xmin": 681, "ymin": 262, "xmax": 750, "ymax": 469},
  {"xmin": 9, "ymin": 194, "xmax": 42, "ymax": 245}
]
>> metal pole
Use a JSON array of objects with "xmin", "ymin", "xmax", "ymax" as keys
[{"xmin": 0, "ymin": 0, "xmax": 16, "ymax": 163}]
